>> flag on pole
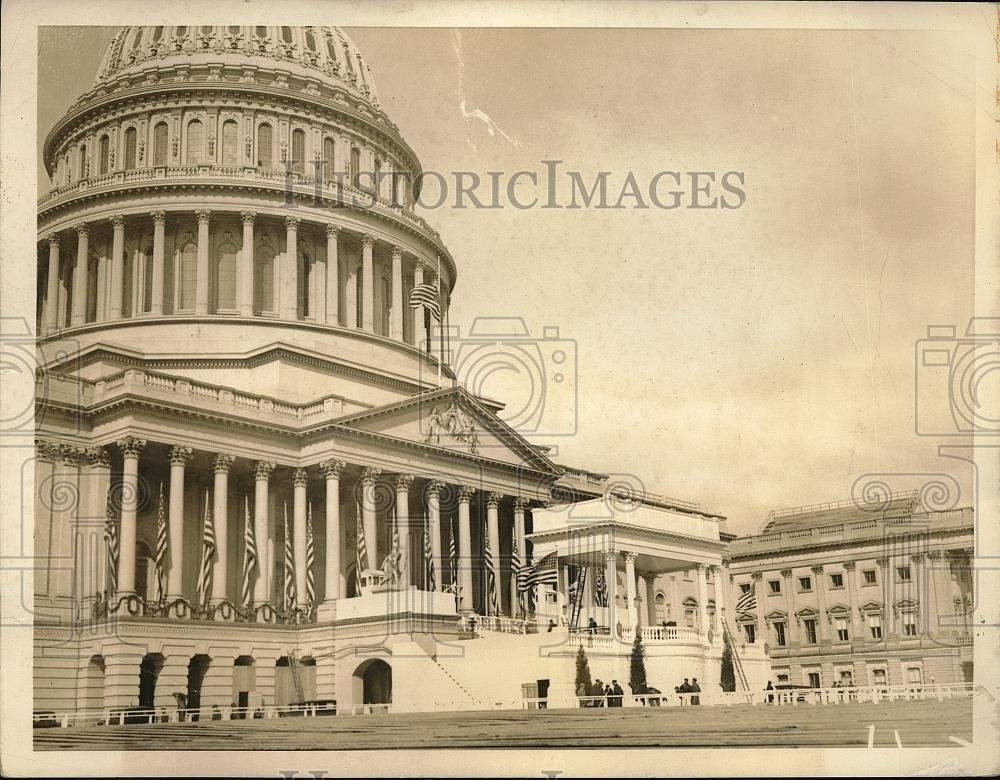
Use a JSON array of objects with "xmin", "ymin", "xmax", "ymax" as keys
[
  {"xmin": 448, "ymin": 517, "xmax": 458, "ymax": 608},
  {"xmin": 305, "ymin": 503, "xmax": 316, "ymax": 610},
  {"xmin": 594, "ymin": 567, "xmax": 609, "ymax": 608},
  {"xmin": 196, "ymin": 491, "xmax": 215, "ymax": 609},
  {"xmin": 283, "ymin": 504, "xmax": 296, "ymax": 610},
  {"xmin": 241, "ymin": 496, "xmax": 256, "ymax": 608},
  {"xmin": 154, "ymin": 483, "xmax": 168, "ymax": 602},
  {"xmin": 423, "ymin": 518, "xmax": 435, "ymax": 591},
  {"xmin": 511, "ymin": 535, "xmax": 524, "ymax": 618},
  {"xmin": 736, "ymin": 581, "xmax": 757, "ymax": 613},
  {"xmin": 521, "ymin": 551, "xmax": 559, "ymax": 588},
  {"xmin": 104, "ymin": 486, "xmax": 119, "ymax": 594},
  {"xmin": 384, "ymin": 510, "xmax": 401, "ymax": 585},
  {"xmin": 484, "ymin": 533, "xmax": 500, "ymax": 617},
  {"xmin": 408, "ymin": 283, "xmax": 441, "ymax": 320},
  {"xmin": 355, "ymin": 501, "xmax": 367, "ymax": 591}
]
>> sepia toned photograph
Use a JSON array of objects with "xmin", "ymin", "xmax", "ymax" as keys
[{"xmin": 1, "ymin": 1, "xmax": 998, "ymax": 776}]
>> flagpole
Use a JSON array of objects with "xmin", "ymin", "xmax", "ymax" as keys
[{"xmin": 436, "ymin": 254, "xmax": 442, "ymax": 389}]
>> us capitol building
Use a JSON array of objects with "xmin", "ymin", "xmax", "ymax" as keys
[{"xmin": 33, "ymin": 26, "xmax": 970, "ymax": 719}]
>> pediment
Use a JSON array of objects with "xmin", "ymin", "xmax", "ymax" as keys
[
  {"xmin": 334, "ymin": 386, "xmax": 562, "ymax": 474},
  {"xmin": 795, "ymin": 606, "xmax": 819, "ymax": 618},
  {"xmin": 764, "ymin": 609, "xmax": 787, "ymax": 620},
  {"xmin": 827, "ymin": 603, "xmax": 851, "ymax": 616}
]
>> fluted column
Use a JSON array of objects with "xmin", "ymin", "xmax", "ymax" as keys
[
  {"xmin": 71, "ymin": 223, "xmax": 90, "ymax": 325},
  {"xmin": 195, "ymin": 210, "xmax": 211, "ymax": 314},
  {"xmin": 926, "ymin": 550, "xmax": 947, "ymax": 635},
  {"xmin": 713, "ymin": 564, "xmax": 728, "ymax": 627},
  {"xmin": 752, "ymin": 571, "xmax": 766, "ymax": 642},
  {"xmin": 293, "ymin": 469, "xmax": 308, "ymax": 607},
  {"xmin": 911, "ymin": 553, "xmax": 929, "ymax": 635},
  {"xmin": 624, "ymin": 552, "xmax": 638, "ymax": 628},
  {"xmin": 109, "ymin": 215, "xmax": 125, "ymax": 320},
  {"xmin": 253, "ymin": 461, "xmax": 275, "ymax": 604},
  {"xmin": 320, "ymin": 460, "xmax": 345, "ymax": 603},
  {"xmin": 361, "ymin": 467, "xmax": 381, "ymax": 568},
  {"xmin": 642, "ymin": 573, "xmax": 657, "ymax": 627},
  {"xmin": 811, "ymin": 564, "xmax": 827, "ymax": 642},
  {"xmin": 150, "ymin": 211, "xmax": 166, "ymax": 314},
  {"xmin": 395, "ymin": 475, "xmax": 414, "ymax": 586},
  {"xmin": 604, "ymin": 551, "xmax": 619, "ymax": 636},
  {"xmin": 696, "ymin": 564, "xmax": 710, "ymax": 637},
  {"xmin": 390, "ymin": 246, "xmax": 403, "ymax": 340},
  {"xmin": 844, "ymin": 561, "xmax": 863, "ymax": 640},
  {"xmin": 238, "ymin": 211, "xmax": 255, "ymax": 316},
  {"xmin": 781, "ymin": 568, "xmax": 798, "ymax": 644},
  {"xmin": 877, "ymin": 558, "xmax": 894, "ymax": 636},
  {"xmin": 426, "ymin": 481, "xmax": 444, "ymax": 591},
  {"xmin": 361, "ymin": 234, "xmax": 375, "ymax": 332},
  {"xmin": 167, "ymin": 446, "xmax": 192, "ymax": 600},
  {"xmin": 116, "ymin": 437, "xmax": 145, "ymax": 595},
  {"xmin": 211, "ymin": 453, "xmax": 234, "ymax": 604},
  {"xmin": 280, "ymin": 216, "xmax": 299, "ymax": 319},
  {"xmin": 324, "ymin": 225, "xmax": 340, "ymax": 326},
  {"xmin": 45, "ymin": 235, "xmax": 61, "ymax": 331},
  {"xmin": 486, "ymin": 492, "xmax": 502, "ymax": 614},
  {"xmin": 668, "ymin": 574, "xmax": 680, "ymax": 624},
  {"xmin": 457, "ymin": 485, "xmax": 475, "ymax": 612}
]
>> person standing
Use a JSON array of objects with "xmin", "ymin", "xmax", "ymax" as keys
[
  {"xmin": 577, "ymin": 682, "xmax": 588, "ymax": 707},
  {"xmin": 592, "ymin": 679, "xmax": 605, "ymax": 707},
  {"xmin": 766, "ymin": 680, "xmax": 775, "ymax": 704},
  {"xmin": 691, "ymin": 678, "xmax": 701, "ymax": 705},
  {"xmin": 605, "ymin": 682, "xmax": 615, "ymax": 706},
  {"xmin": 679, "ymin": 678, "xmax": 691, "ymax": 705},
  {"xmin": 612, "ymin": 680, "xmax": 624, "ymax": 707}
]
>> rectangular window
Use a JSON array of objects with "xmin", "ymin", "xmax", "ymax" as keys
[
  {"xmin": 897, "ymin": 566, "xmax": 911, "ymax": 581},
  {"xmin": 863, "ymin": 569, "xmax": 877, "ymax": 585},
  {"xmin": 903, "ymin": 615, "xmax": 917, "ymax": 636},
  {"xmin": 768, "ymin": 580, "xmax": 781, "ymax": 594},
  {"xmin": 222, "ymin": 121, "xmax": 239, "ymax": 165},
  {"xmin": 868, "ymin": 614, "xmax": 882, "ymax": 639},
  {"xmin": 773, "ymin": 621, "xmax": 786, "ymax": 647},
  {"xmin": 684, "ymin": 610, "xmax": 695, "ymax": 628},
  {"xmin": 839, "ymin": 670, "xmax": 854, "ymax": 685},
  {"xmin": 798, "ymin": 576, "xmax": 812, "ymax": 592},
  {"xmin": 807, "ymin": 672, "xmax": 821, "ymax": 688},
  {"xmin": 872, "ymin": 668, "xmax": 887, "ymax": 686},
  {"xmin": 804, "ymin": 618, "xmax": 817, "ymax": 644},
  {"xmin": 906, "ymin": 667, "xmax": 922, "ymax": 684},
  {"xmin": 744, "ymin": 624, "xmax": 756, "ymax": 644},
  {"xmin": 835, "ymin": 617, "xmax": 849, "ymax": 641},
  {"xmin": 830, "ymin": 573, "xmax": 844, "ymax": 588},
  {"xmin": 776, "ymin": 673, "xmax": 789, "ymax": 684}
]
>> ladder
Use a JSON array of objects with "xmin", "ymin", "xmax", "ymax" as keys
[
  {"xmin": 288, "ymin": 650, "xmax": 305, "ymax": 704},
  {"xmin": 568, "ymin": 566, "xmax": 588, "ymax": 631},
  {"xmin": 722, "ymin": 620, "xmax": 750, "ymax": 692}
]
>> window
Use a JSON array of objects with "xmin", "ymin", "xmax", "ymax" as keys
[
  {"xmin": 323, "ymin": 137, "xmax": 335, "ymax": 178},
  {"xmin": 305, "ymin": 30, "xmax": 316, "ymax": 51},
  {"xmin": 215, "ymin": 242, "xmax": 237, "ymax": 311},
  {"xmin": 863, "ymin": 569, "xmax": 877, "ymax": 585},
  {"xmin": 185, "ymin": 120, "xmax": 203, "ymax": 164},
  {"xmin": 830, "ymin": 573, "xmax": 844, "ymax": 588},
  {"xmin": 255, "ymin": 26, "xmax": 267, "ymax": 39},
  {"xmin": 257, "ymin": 124, "xmax": 273, "ymax": 168},
  {"xmin": 79, "ymin": 144, "xmax": 87, "ymax": 178},
  {"xmin": 255, "ymin": 245, "xmax": 275, "ymax": 313},
  {"xmin": 906, "ymin": 666, "xmax": 922, "ymax": 684},
  {"xmin": 806, "ymin": 672, "xmax": 821, "ymax": 688},
  {"xmin": 872, "ymin": 668, "xmax": 887, "ymax": 686},
  {"xmin": 142, "ymin": 247, "xmax": 153, "ymax": 312},
  {"xmin": 98, "ymin": 135, "xmax": 110, "ymax": 174},
  {"xmin": 739, "ymin": 583, "xmax": 751, "ymax": 595},
  {"xmin": 743, "ymin": 624, "xmax": 756, "ymax": 644},
  {"xmin": 773, "ymin": 621, "xmax": 786, "ymax": 647},
  {"xmin": 291, "ymin": 129, "xmax": 305, "ymax": 174},
  {"xmin": 123, "ymin": 128, "xmax": 137, "ymax": 170},
  {"xmin": 684, "ymin": 609, "xmax": 695, "ymax": 628},
  {"xmin": 902, "ymin": 613, "xmax": 917, "ymax": 637},
  {"xmin": 868, "ymin": 614, "xmax": 882, "ymax": 639},
  {"xmin": 222, "ymin": 121, "xmax": 239, "ymax": 165},
  {"xmin": 299, "ymin": 252, "xmax": 311, "ymax": 318},
  {"xmin": 768, "ymin": 580, "xmax": 781, "ymax": 594},
  {"xmin": 798, "ymin": 576, "xmax": 812, "ymax": 592},
  {"xmin": 178, "ymin": 242, "xmax": 197, "ymax": 310},
  {"xmin": 897, "ymin": 566, "xmax": 911, "ymax": 582},
  {"xmin": 350, "ymin": 146, "xmax": 361, "ymax": 184},
  {"xmin": 380, "ymin": 277, "xmax": 390, "ymax": 335},
  {"xmin": 839, "ymin": 670, "xmax": 854, "ymax": 686},
  {"xmin": 654, "ymin": 592, "xmax": 666, "ymax": 623},
  {"xmin": 776, "ymin": 673, "xmax": 789, "ymax": 684},
  {"xmin": 152, "ymin": 26, "xmax": 163, "ymax": 42},
  {"xmin": 803, "ymin": 618, "xmax": 817, "ymax": 644},
  {"xmin": 835, "ymin": 617, "xmax": 849, "ymax": 641},
  {"xmin": 374, "ymin": 157, "xmax": 382, "ymax": 197},
  {"xmin": 281, "ymin": 26, "xmax": 293, "ymax": 44},
  {"xmin": 355, "ymin": 271, "xmax": 363, "ymax": 327},
  {"xmin": 153, "ymin": 122, "xmax": 168, "ymax": 166}
]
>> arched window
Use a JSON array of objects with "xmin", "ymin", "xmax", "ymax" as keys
[
  {"xmin": 215, "ymin": 242, "xmax": 238, "ymax": 311},
  {"xmin": 152, "ymin": 26, "xmax": 163, "ymax": 42},
  {"xmin": 179, "ymin": 242, "xmax": 197, "ymax": 310},
  {"xmin": 123, "ymin": 127, "xmax": 137, "ymax": 170},
  {"xmin": 222, "ymin": 120, "xmax": 239, "ymax": 165},
  {"xmin": 291, "ymin": 129, "xmax": 305, "ymax": 174},
  {"xmin": 79, "ymin": 144, "xmax": 87, "ymax": 178},
  {"xmin": 350, "ymin": 147, "xmax": 361, "ymax": 185},
  {"xmin": 129, "ymin": 29, "xmax": 144, "ymax": 55},
  {"xmin": 254, "ymin": 245, "xmax": 275, "ymax": 313},
  {"xmin": 257, "ymin": 123, "xmax": 273, "ymax": 168},
  {"xmin": 298, "ymin": 251, "xmax": 311, "ymax": 318},
  {"xmin": 305, "ymin": 30, "xmax": 317, "ymax": 51},
  {"xmin": 281, "ymin": 26, "xmax": 293, "ymax": 44},
  {"xmin": 323, "ymin": 138, "xmax": 335, "ymax": 178},
  {"xmin": 654, "ymin": 592, "xmax": 667, "ymax": 623},
  {"xmin": 255, "ymin": 26, "xmax": 268, "ymax": 39},
  {"xmin": 98, "ymin": 135, "xmax": 110, "ymax": 175},
  {"xmin": 153, "ymin": 122, "xmax": 168, "ymax": 166},
  {"xmin": 373, "ymin": 157, "xmax": 382, "ymax": 198},
  {"xmin": 326, "ymin": 38, "xmax": 337, "ymax": 64},
  {"xmin": 185, "ymin": 120, "xmax": 203, "ymax": 164}
]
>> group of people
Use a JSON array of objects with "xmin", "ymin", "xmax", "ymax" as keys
[
  {"xmin": 674, "ymin": 677, "xmax": 702, "ymax": 705},
  {"xmin": 577, "ymin": 679, "xmax": 625, "ymax": 707}
]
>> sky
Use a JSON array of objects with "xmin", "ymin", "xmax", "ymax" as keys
[{"xmin": 37, "ymin": 25, "xmax": 977, "ymax": 535}]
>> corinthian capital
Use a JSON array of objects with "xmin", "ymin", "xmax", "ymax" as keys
[
  {"xmin": 117, "ymin": 436, "xmax": 146, "ymax": 458},
  {"xmin": 85, "ymin": 446, "xmax": 111, "ymax": 469},
  {"xmin": 486, "ymin": 491, "xmax": 503, "ymax": 508},
  {"xmin": 513, "ymin": 496, "xmax": 530, "ymax": 513},
  {"xmin": 360, "ymin": 466, "xmax": 381, "ymax": 486},
  {"xmin": 240, "ymin": 210, "xmax": 256, "ymax": 225},
  {"xmin": 253, "ymin": 460, "xmax": 275, "ymax": 481},
  {"xmin": 426, "ymin": 480, "xmax": 446, "ymax": 497},
  {"xmin": 457, "ymin": 485, "xmax": 476, "ymax": 503},
  {"xmin": 195, "ymin": 209, "xmax": 211, "ymax": 224},
  {"xmin": 319, "ymin": 459, "xmax": 345, "ymax": 479},
  {"xmin": 292, "ymin": 468, "xmax": 308, "ymax": 486},
  {"xmin": 150, "ymin": 210, "xmax": 166, "ymax": 225},
  {"xmin": 169, "ymin": 445, "xmax": 193, "ymax": 466},
  {"xmin": 396, "ymin": 474, "xmax": 415, "ymax": 492},
  {"xmin": 213, "ymin": 453, "xmax": 235, "ymax": 474},
  {"xmin": 361, "ymin": 233, "xmax": 376, "ymax": 249},
  {"xmin": 109, "ymin": 214, "xmax": 126, "ymax": 230},
  {"xmin": 284, "ymin": 215, "xmax": 301, "ymax": 231}
]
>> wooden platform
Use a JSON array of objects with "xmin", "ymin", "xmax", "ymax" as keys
[{"xmin": 34, "ymin": 698, "xmax": 973, "ymax": 751}]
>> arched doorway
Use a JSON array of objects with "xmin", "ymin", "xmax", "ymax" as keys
[
  {"xmin": 138, "ymin": 653, "xmax": 164, "ymax": 708},
  {"xmin": 354, "ymin": 659, "xmax": 392, "ymax": 705},
  {"xmin": 232, "ymin": 656, "xmax": 255, "ymax": 718},
  {"xmin": 186, "ymin": 655, "xmax": 211, "ymax": 718},
  {"xmin": 81, "ymin": 655, "xmax": 105, "ymax": 713}
]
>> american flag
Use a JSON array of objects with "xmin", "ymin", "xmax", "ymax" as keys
[
  {"xmin": 408, "ymin": 283, "xmax": 440, "ymax": 320},
  {"xmin": 522, "ymin": 551, "xmax": 559, "ymax": 588},
  {"xmin": 153, "ymin": 483, "xmax": 168, "ymax": 602},
  {"xmin": 423, "ymin": 520, "xmax": 435, "ymax": 591},
  {"xmin": 484, "ymin": 533, "xmax": 500, "ymax": 616},
  {"xmin": 594, "ymin": 567, "xmax": 609, "ymax": 608},
  {"xmin": 511, "ymin": 535, "xmax": 525, "ymax": 618},
  {"xmin": 241, "ymin": 496, "xmax": 256, "ymax": 608},
  {"xmin": 305, "ymin": 503, "xmax": 316, "ymax": 610},
  {"xmin": 384, "ymin": 511, "xmax": 402, "ymax": 585},
  {"xmin": 283, "ymin": 504, "xmax": 296, "ymax": 610},
  {"xmin": 104, "ymin": 486, "xmax": 119, "ymax": 594},
  {"xmin": 448, "ymin": 517, "xmax": 458, "ymax": 588},
  {"xmin": 196, "ymin": 491, "xmax": 215, "ymax": 609},
  {"xmin": 736, "ymin": 581, "xmax": 757, "ymax": 613},
  {"xmin": 355, "ymin": 501, "xmax": 367, "ymax": 591}
]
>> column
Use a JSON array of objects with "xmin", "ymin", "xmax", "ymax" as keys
[
  {"xmin": 413, "ymin": 259, "xmax": 425, "ymax": 348},
  {"xmin": 320, "ymin": 460, "xmax": 345, "ymax": 603},
  {"xmin": 109, "ymin": 215, "xmax": 125, "ymax": 320},
  {"xmin": 239, "ymin": 211, "xmax": 255, "ymax": 316},
  {"xmin": 668, "ymin": 574, "xmax": 680, "ymax": 624},
  {"xmin": 925, "ymin": 550, "xmax": 947, "ymax": 635},
  {"xmin": 457, "ymin": 485, "xmax": 475, "ymax": 612},
  {"xmin": 150, "ymin": 211, "xmax": 166, "ymax": 314},
  {"xmin": 752, "ymin": 571, "xmax": 767, "ymax": 642},
  {"xmin": 696, "ymin": 564, "xmax": 710, "ymax": 637},
  {"xmin": 390, "ymin": 246, "xmax": 403, "ymax": 340},
  {"xmin": 360, "ymin": 467, "xmax": 381, "ymax": 570},
  {"xmin": 195, "ymin": 210, "xmax": 210, "ymax": 315},
  {"xmin": 395, "ymin": 475, "xmax": 414, "ymax": 587},
  {"xmin": 81, "ymin": 446, "xmax": 112, "ymax": 611},
  {"xmin": 624, "ymin": 552, "xmax": 638, "ymax": 628},
  {"xmin": 115, "ymin": 437, "xmax": 145, "ymax": 595},
  {"xmin": 604, "ymin": 551, "xmax": 619, "ymax": 636},
  {"xmin": 211, "ymin": 453, "xmax": 234, "ymax": 604},
  {"xmin": 45, "ymin": 235, "xmax": 61, "ymax": 331},
  {"xmin": 361, "ymin": 234, "xmax": 375, "ymax": 332},
  {"xmin": 811, "ymin": 565, "xmax": 827, "ymax": 642},
  {"xmin": 426, "ymin": 481, "xmax": 444, "ymax": 591},
  {"xmin": 71, "ymin": 223, "xmax": 90, "ymax": 325},
  {"xmin": 486, "ymin": 492, "xmax": 502, "ymax": 614},
  {"xmin": 877, "ymin": 558, "xmax": 894, "ymax": 635},
  {"xmin": 911, "ymin": 553, "xmax": 929, "ymax": 635},
  {"xmin": 293, "ymin": 469, "xmax": 308, "ymax": 607},
  {"xmin": 781, "ymin": 568, "xmax": 799, "ymax": 645},
  {"xmin": 643, "ymin": 573, "xmax": 657, "ymax": 626},
  {"xmin": 253, "ymin": 461, "xmax": 275, "ymax": 604},
  {"xmin": 280, "ymin": 216, "xmax": 300, "ymax": 319},
  {"xmin": 325, "ymin": 225, "xmax": 340, "ymax": 325},
  {"xmin": 95, "ymin": 247, "xmax": 107, "ymax": 322},
  {"xmin": 712, "ymin": 566, "xmax": 727, "ymax": 630},
  {"xmin": 843, "ymin": 561, "xmax": 863, "ymax": 640},
  {"xmin": 167, "ymin": 446, "xmax": 192, "ymax": 599}
]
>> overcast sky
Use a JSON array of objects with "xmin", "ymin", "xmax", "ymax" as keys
[{"xmin": 38, "ymin": 25, "xmax": 977, "ymax": 534}]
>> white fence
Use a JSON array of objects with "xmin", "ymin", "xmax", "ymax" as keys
[{"xmin": 620, "ymin": 682, "xmax": 974, "ymax": 708}]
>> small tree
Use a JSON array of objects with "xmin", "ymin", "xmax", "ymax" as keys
[
  {"xmin": 720, "ymin": 630, "xmax": 736, "ymax": 692},
  {"xmin": 575, "ymin": 645, "xmax": 592, "ymax": 693},
  {"xmin": 629, "ymin": 630, "xmax": 647, "ymax": 694}
]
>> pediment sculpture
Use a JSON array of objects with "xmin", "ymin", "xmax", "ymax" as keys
[{"xmin": 424, "ymin": 402, "xmax": 480, "ymax": 454}]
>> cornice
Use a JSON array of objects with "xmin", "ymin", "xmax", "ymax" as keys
[{"xmin": 528, "ymin": 521, "xmax": 727, "ymax": 554}]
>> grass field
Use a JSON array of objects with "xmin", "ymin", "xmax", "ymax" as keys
[{"xmin": 33, "ymin": 698, "xmax": 973, "ymax": 751}]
